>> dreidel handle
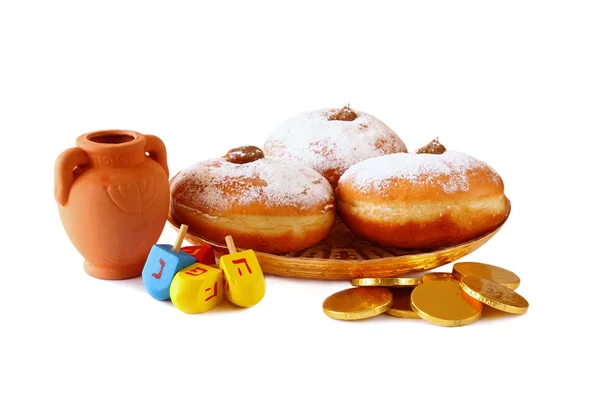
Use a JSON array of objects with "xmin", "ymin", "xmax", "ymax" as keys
[
  {"xmin": 172, "ymin": 224, "xmax": 189, "ymax": 253},
  {"xmin": 225, "ymin": 235, "xmax": 237, "ymax": 254}
]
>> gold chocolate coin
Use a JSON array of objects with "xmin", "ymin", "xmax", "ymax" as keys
[
  {"xmin": 323, "ymin": 287, "xmax": 393, "ymax": 320},
  {"xmin": 420, "ymin": 272, "xmax": 457, "ymax": 283},
  {"xmin": 386, "ymin": 288, "xmax": 420, "ymax": 319},
  {"xmin": 410, "ymin": 280, "xmax": 482, "ymax": 327},
  {"xmin": 452, "ymin": 262, "xmax": 520, "ymax": 289},
  {"xmin": 352, "ymin": 276, "xmax": 421, "ymax": 287},
  {"xmin": 459, "ymin": 275, "xmax": 529, "ymax": 315}
]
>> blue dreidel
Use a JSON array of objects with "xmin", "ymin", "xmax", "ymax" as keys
[{"xmin": 142, "ymin": 224, "xmax": 196, "ymax": 300}]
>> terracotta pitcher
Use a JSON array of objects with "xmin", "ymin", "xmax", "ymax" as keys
[{"xmin": 54, "ymin": 129, "xmax": 170, "ymax": 280}]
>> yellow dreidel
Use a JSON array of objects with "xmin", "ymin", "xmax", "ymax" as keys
[
  {"xmin": 219, "ymin": 236, "xmax": 266, "ymax": 307},
  {"xmin": 170, "ymin": 263, "xmax": 224, "ymax": 314}
]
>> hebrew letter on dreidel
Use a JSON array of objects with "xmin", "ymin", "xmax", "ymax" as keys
[
  {"xmin": 181, "ymin": 245, "xmax": 215, "ymax": 265},
  {"xmin": 170, "ymin": 263, "xmax": 224, "ymax": 314},
  {"xmin": 219, "ymin": 236, "xmax": 265, "ymax": 308},
  {"xmin": 142, "ymin": 224, "xmax": 196, "ymax": 300}
]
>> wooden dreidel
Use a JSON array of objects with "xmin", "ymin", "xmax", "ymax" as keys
[
  {"xmin": 180, "ymin": 245, "xmax": 215, "ymax": 265},
  {"xmin": 142, "ymin": 224, "xmax": 196, "ymax": 300},
  {"xmin": 170, "ymin": 263, "xmax": 224, "ymax": 314},
  {"xmin": 219, "ymin": 236, "xmax": 266, "ymax": 307}
]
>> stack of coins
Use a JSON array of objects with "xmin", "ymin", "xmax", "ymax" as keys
[{"xmin": 322, "ymin": 262, "xmax": 529, "ymax": 327}]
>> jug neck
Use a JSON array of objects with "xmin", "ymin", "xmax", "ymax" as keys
[{"xmin": 76, "ymin": 130, "xmax": 146, "ymax": 168}]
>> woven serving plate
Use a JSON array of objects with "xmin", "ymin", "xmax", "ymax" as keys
[{"xmin": 167, "ymin": 200, "xmax": 510, "ymax": 280}]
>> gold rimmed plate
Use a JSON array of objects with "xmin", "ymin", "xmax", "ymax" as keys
[{"xmin": 167, "ymin": 200, "xmax": 510, "ymax": 280}]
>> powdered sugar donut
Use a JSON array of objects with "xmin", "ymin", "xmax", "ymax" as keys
[
  {"xmin": 264, "ymin": 106, "xmax": 407, "ymax": 187},
  {"xmin": 336, "ymin": 140, "xmax": 509, "ymax": 249},
  {"xmin": 170, "ymin": 146, "xmax": 335, "ymax": 254}
]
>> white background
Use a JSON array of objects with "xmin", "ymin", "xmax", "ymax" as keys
[{"xmin": 1, "ymin": 1, "xmax": 598, "ymax": 399}]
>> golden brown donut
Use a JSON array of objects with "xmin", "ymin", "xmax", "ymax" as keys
[
  {"xmin": 264, "ymin": 106, "xmax": 407, "ymax": 187},
  {"xmin": 336, "ymin": 141, "xmax": 509, "ymax": 249},
  {"xmin": 170, "ymin": 146, "xmax": 335, "ymax": 254}
]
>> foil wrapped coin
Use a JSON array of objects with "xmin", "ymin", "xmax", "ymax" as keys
[
  {"xmin": 386, "ymin": 288, "xmax": 420, "ymax": 319},
  {"xmin": 352, "ymin": 276, "xmax": 421, "ymax": 287},
  {"xmin": 410, "ymin": 280, "xmax": 482, "ymax": 327},
  {"xmin": 452, "ymin": 262, "xmax": 520, "ymax": 289},
  {"xmin": 420, "ymin": 272, "xmax": 457, "ymax": 283},
  {"xmin": 459, "ymin": 275, "xmax": 529, "ymax": 315},
  {"xmin": 323, "ymin": 287, "xmax": 393, "ymax": 320}
]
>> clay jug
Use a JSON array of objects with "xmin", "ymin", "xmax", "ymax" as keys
[{"xmin": 54, "ymin": 129, "xmax": 170, "ymax": 280}]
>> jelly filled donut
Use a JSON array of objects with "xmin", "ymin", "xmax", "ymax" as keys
[
  {"xmin": 336, "ymin": 139, "xmax": 509, "ymax": 249},
  {"xmin": 170, "ymin": 146, "xmax": 336, "ymax": 254},
  {"xmin": 264, "ymin": 105, "xmax": 407, "ymax": 187}
]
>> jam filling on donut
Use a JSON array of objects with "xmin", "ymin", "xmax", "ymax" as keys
[
  {"xmin": 416, "ymin": 138, "xmax": 446, "ymax": 155},
  {"xmin": 225, "ymin": 145, "xmax": 265, "ymax": 164},
  {"xmin": 328, "ymin": 105, "xmax": 358, "ymax": 121}
]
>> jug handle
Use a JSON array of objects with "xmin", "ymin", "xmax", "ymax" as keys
[
  {"xmin": 54, "ymin": 147, "xmax": 90, "ymax": 206},
  {"xmin": 144, "ymin": 134, "xmax": 169, "ymax": 178}
]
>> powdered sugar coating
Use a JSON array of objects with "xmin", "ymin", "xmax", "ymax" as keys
[
  {"xmin": 171, "ymin": 157, "xmax": 334, "ymax": 211},
  {"xmin": 339, "ymin": 150, "xmax": 501, "ymax": 193},
  {"xmin": 264, "ymin": 108, "xmax": 407, "ymax": 182}
]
